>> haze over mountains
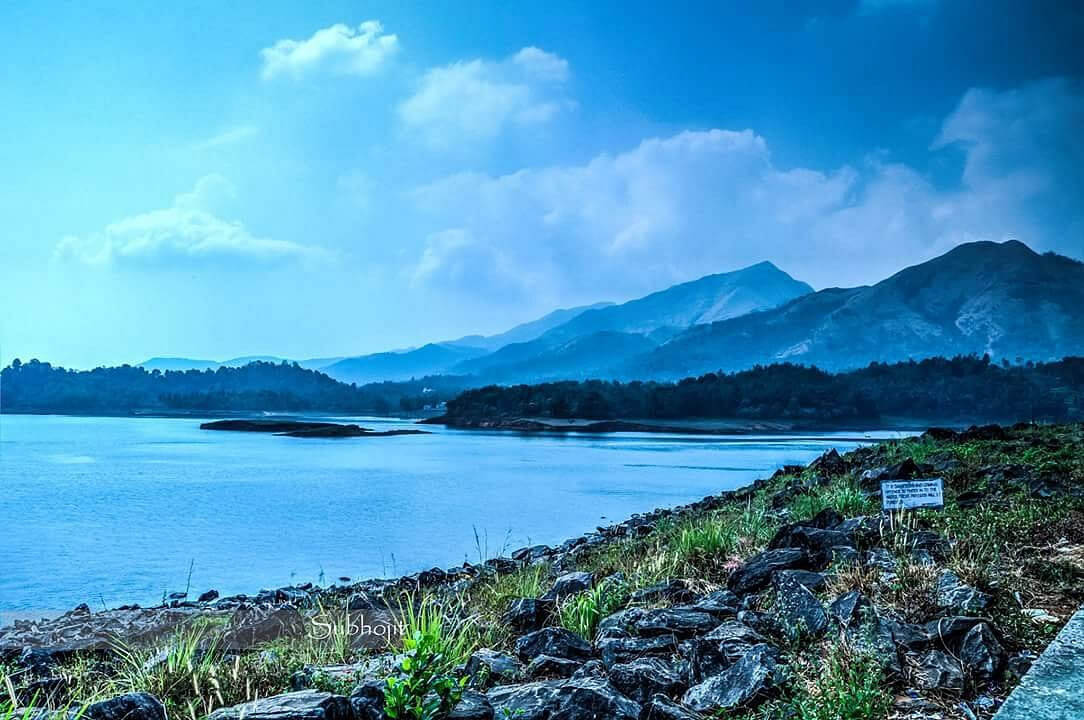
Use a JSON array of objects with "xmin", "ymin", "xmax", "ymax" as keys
[{"xmin": 139, "ymin": 241, "xmax": 1084, "ymax": 388}]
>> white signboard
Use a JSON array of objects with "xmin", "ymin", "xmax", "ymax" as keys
[{"xmin": 881, "ymin": 478, "xmax": 944, "ymax": 511}]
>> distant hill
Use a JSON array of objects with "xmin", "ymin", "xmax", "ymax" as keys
[
  {"xmin": 320, "ymin": 343, "xmax": 487, "ymax": 385},
  {"xmin": 541, "ymin": 261, "xmax": 813, "ymax": 344},
  {"xmin": 140, "ymin": 357, "xmax": 221, "ymax": 372},
  {"xmin": 629, "ymin": 241, "xmax": 1084, "ymax": 378},
  {"xmin": 454, "ymin": 261, "xmax": 812, "ymax": 381},
  {"xmin": 478, "ymin": 331, "xmax": 659, "ymax": 382},
  {"xmin": 447, "ymin": 302, "xmax": 614, "ymax": 351},
  {"xmin": 317, "ymin": 302, "xmax": 613, "ymax": 383}
]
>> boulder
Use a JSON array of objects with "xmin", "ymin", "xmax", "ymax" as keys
[
  {"xmin": 349, "ymin": 680, "xmax": 386, "ymax": 720},
  {"xmin": 514, "ymin": 627, "xmax": 592, "ymax": 663},
  {"xmin": 773, "ymin": 569, "xmax": 826, "ymax": 592},
  {"xmin": 542, "ymin": 572, "xmax": 594, "ymax": 602},
  {"xmin": 466, "ymin": 648, "xmax": 525, "ymax": 688},
  {"xmin": 502, "ymin": 598, "xmax": 554, "ymax": 633},
  {"xmin": 80, "ymin": 694, "xmax": 166, "ymax": 720},
  {"xmin": 598, "ymin": 635, "xmax": 678, "ymax": 666},
  {"xmin": 680, "ymin": 622, "xmax": 766, "ymax": 683},
  {"xmin": 608, "ymin": 657, "xmax": 685, "ymax": 704},
  {"xmin": 727, "ymin": 549, "xmax": 811, "ymax": 595},
  {"xmin": 633, "ymin": 608, "xmax": 719, "ymax": 638},
  {"xmin": 642, "ymin": 694, "xmax": 707, "ymax": 720},
  {"xmin": 935, "ymin": 571, "xmax": 990, "ymax": 614},
  {"xmin": 598, "ymin": 608, "xmax": 645, "ymax": 637},
  {"xmin": 828, "ymin": 591, "xmax": 873, "ymax": 629},
  {"xmin": 487, "ymin": 677, "xmax": 641, "ymax": 720},
  {"xmin": 525, "ymin": 654, "xmax": 582, "ymax": 679},
  {"xmin": 911, "ymin": 650, "xmax": 965, "ymax": 692},
  {"xmin": 771, "ymin": 571, "xmax": 827, "ymax": 637},
  {"xmin": 449, "ymin": 690, "xmax": 493, "ymax": 720},
  {"xmin": 681, "ymin": 644, "xmax": 782, "ymax": 712},
  {"xmin": 688, "ymin": 590, "xmax": 740, "ymax": 616},
  {"xmin": 209, "ymin": 691, "xmax": 353, "ymax": 720},
  {"xmin": 629, "ymin": 580, "xmax": 698, "ymax": 605},
  {"xmin": 958, "ymin": 622, "xmax": 1004, "ymax": 686},
  {"xmin": 197, "ymin": 589, "xmax": 219, "ymax": 603},
  {"xmin": 769, "ymin": 525, "xmax": 850, "ymax": 554}
]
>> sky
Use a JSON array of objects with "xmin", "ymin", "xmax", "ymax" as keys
[{"xmin": 1, "ymin": 0, "xmax": 1082, "ymax": 368}]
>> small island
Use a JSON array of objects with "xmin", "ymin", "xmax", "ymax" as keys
[{"xmin": 199, "ymin": 419, "xmax": 430, "ymax": 438}]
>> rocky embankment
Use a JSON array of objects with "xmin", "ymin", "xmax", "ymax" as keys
[{"xmin": 3, "ymin": 423, "xmax": 1082, "ymax": 720}]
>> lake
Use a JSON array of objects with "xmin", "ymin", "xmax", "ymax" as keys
[{"xmin": 0, "ymin": 414, "xmax": 902, "ymax": 621}]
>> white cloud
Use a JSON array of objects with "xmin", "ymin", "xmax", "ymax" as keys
[
  {"xmin": 398, "ymin": 47, "xmax": 572, "ymax": 149},
  {"xmin": 260, "ymin": 21, "xmax": 398, "ymax": 80},
  {"xmin": 191, "ymin": 125, "xmax": 258, "ymax": 151},
  {"xmin": 409, "ymin": 79, "xmax": 1084, "ymax": 303},
  {"xmin": 57, "ymin": 175, "xmax": 324, "ymax": 267}
]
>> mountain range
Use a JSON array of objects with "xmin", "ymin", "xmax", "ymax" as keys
[{"xmin": 141, "ymin": 241, "xmax": 1084, "ymax": 387}]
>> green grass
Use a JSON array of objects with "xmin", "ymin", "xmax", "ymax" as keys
[
  {"xmin": 558, "ymin": 579, "xmax": 628, "ymax": 641},
  {"xmin": 788, "ymin": 478, "xmax": 873, "ymax": 521},
  {"xmin": 789, "ymin": 637, "xmax": 892, "ymax": 720}
]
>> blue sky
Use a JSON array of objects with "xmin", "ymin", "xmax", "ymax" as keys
[{"xmin": 2, "ymin": 0, "xmax": 1082, "ymax": 368}]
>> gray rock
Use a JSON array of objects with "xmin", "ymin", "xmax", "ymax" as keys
[
  {"xmin": 502, "ymin": 598, "xmax": 554, "ymax": 633},
  {"xmin": 348, "ymin": 680, "xmax": 386, "ymax": 720},
  {"xmin": 727, "ymin": 549, "xmax": 811, "ymax": 595},
  {"xmin": 514, "ymin": 627, "xmax": 592, "ymax": 663},
  {"xmin": 958, "ymin": 622, "xmax": 1004, "ymax": 686},
  {"xmin": 774, "ymin": 569, "xmax": 827, "ymax": 592},
  {"xmin": 608, "ymin": 657, "xmax": 685, "ymax": 704},
  {"xmin": 466, "ymin": 648, "xmax": 525, "ymax": 688},
  {"xmin": 771, "ymin": 571, "xmax": 827, "ymax": 637},
  {"xmin": 542, "ymin": 572, "xmax": 594, "ymax": 602},
  {"xmin": 629, "ymin": 580, "xmax": 697, "ymax": 605},
  {"xmin": 197, "ymin": 589, "xmax": 219, "ymax": 603},
  {"xmin": 449, "ymin": 690, "xmax": 493, "ymax": 720},
  {"xmin": 526, "ymin": 654, "xmax": 582, "ymax": 679},
  {"xmin": 911, "ymin": 650, "xmax": 965, "ymax": 692},
  {"xmin": 936, "ymin": 571, "xmax": 990, "ymax": 614},
  {"xmin": 209, "ymin": 690, "xmax": 353, "ymax": 720},
  {"xmin": 680, "ymin": 622, "xmax": 766, "ymax": 683},
  {"xmin": 598, "ymin": 608, "xmax": 645, "ymax": 637},
  {"xmin": 487, "ymin": 677, "xmax": 641, "ymax": 720},
  {"xmin": 81, "ymin": 694, "xmax": 166, "ymax": 720},
  {"xmin": 642, "ymin": 694, "xmax": 707, "ymax": 720},
  {"xmin": 688, "ymin": 590, "xmax": 740, "ymax": 616},
  {"xmin": 633, "ymin": 608, "xmax": 719, "ymax": 638},
  {"xmin": 598, "ymin": 635, "xmax": 678, "ymax": 666},
  {"xmin": 828, "ymin": 591, "xmax": 873, "ymax": 628},
  {"xmin": 681, "ymin": 644, "xmax": 782, "ymax": 712}
]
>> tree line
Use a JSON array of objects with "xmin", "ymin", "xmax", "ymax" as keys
[
  {"xmin": 0, "ymin": 359, "xmax": 467, "ymax": 415},
  {"xmin": 442, "ymin": 355, "xmax": 1084, "ymax": 424}
]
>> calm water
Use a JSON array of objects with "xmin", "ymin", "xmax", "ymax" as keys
[{"xmin": 0, "ymin": 414, "xmax": 900, "ymax": 620}]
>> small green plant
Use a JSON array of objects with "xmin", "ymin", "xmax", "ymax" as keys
[{"xmin": 384, "ymin": 594, "xmax": 474, "ymax": 719}]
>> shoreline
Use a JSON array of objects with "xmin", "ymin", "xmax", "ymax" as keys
[{"xmin": 3, "ymin": 421, "xmax": 1082, "ymax": 720}]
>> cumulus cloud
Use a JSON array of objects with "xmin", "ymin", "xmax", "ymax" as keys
[
  {"xmin": 57, "ymin": 175, "xmax": 324, "ymax": 266},
  {"xmin": 409, "ymin": 79, "xmax": 1084, "ymax": 303},
  {"xmin": 260, "ymin": 21, "xmax": 398, "ymax": 80},
  {"xmin": 398, "ymin": 47, "xmax": 572, "ymax": 148}
]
